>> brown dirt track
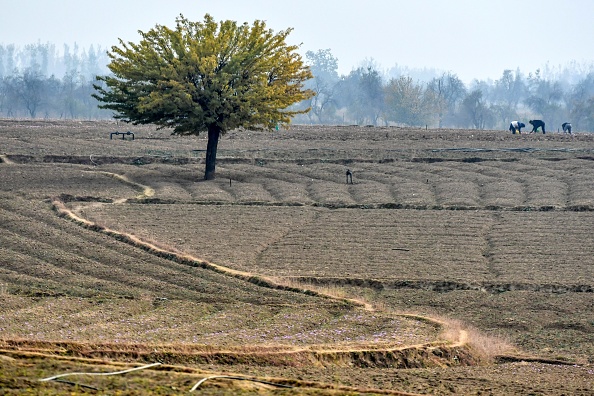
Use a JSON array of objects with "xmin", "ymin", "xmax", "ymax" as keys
[{"xmin": 1, "ymin": 119, "xmax": 593, "ymax": 395}]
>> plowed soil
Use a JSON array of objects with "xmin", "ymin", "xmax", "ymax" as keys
[{"xmin": 0, "ymin": 120, "xmax": 593, "ymax": 395}]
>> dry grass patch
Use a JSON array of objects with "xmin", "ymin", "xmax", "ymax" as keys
[{"xmin": 432, "ymin": 316, "xmax": 517, "ymax": 360}]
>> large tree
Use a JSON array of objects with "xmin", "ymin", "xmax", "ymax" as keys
[{"xmin": 93, "ymin": 14, "xmax": 314, "ymax": 179}]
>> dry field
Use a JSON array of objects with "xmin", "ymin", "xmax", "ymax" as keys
[{"xmin": 0, "ymin": 119, "xmax": 593, "ymax": 395}]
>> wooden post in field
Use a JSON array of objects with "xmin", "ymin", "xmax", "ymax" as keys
[{"xmin": 346, "ymin": 169, "xmax": 353, "ymax": 184}]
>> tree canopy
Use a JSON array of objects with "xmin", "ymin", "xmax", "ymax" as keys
[{"xmin": 93, "ymin": 14, "xmax": 314, "ymax": 179}]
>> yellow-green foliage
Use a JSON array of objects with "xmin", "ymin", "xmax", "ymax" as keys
[{"xmin": 94, "ymin": 14, "xmax": 314, "ymax": 135}]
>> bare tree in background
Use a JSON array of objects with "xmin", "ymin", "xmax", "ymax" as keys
[
  {"xmin": 568, "ymin": 72, "xmax": 594, "ymax": 130},
  {"xmin": 15, "ymin": 67, "xmax": 45, "ymax": 118},
  {"xmin": 332, "ymin": 59, "xmax": 386, "ymax": 126},
  {"xmin": 427, "ymin": 72, "xmax": 466, "ymax": 127},
  {"xmin": 525, "ymin": 69, "xmax": 565, "ymax": 128},
  {"xmin": 461, "ymin": 89, "xmax": 494, "ymax": 129},
  {"xmin": 304, "ymin": 49, "xmax": 340, "ymax": 124},
  {"xmin": 384, "ymin": 76, "xmax": 430, "ymax": 126},
  {"xmin": 358, "ymin": 67, "xmax": 384, "ymax": 125}
]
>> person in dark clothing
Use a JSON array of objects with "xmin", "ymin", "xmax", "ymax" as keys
[
  {"xmin": 529, "ymin": 119, "xmax": 546, "ymax": 134},
  {"xmin": 562, "ymin": 122, "xmax": 572, "ymax": 134}
]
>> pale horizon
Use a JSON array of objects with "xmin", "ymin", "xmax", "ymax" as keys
[{"xmin": 2, "ymin": 0, "xmax": 594, "ymax": 83}]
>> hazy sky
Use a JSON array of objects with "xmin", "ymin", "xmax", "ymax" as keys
[{"xmin": 2, "ymin": 0, "xmax": 594, "ymax": 83}]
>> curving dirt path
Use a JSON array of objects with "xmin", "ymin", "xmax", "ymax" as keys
[{"xmin": 91, "ymin": 170, "xmax": 155, "ymax": 200}]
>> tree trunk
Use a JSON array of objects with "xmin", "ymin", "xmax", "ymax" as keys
[{"xmin": 204, "ymin": 126, "xmax": 221, "ymax": 180}]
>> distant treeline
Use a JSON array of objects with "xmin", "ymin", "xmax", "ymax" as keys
[
  {"xmin": 294, "ymin": 50, "xmax": 594, "ymax": 132},
  {"xmin": 2, "ymin": 43, "xmax": 594, "ymax": 132},
  {"xmin": 0, "ymin": 42, "xmax": 112, "ymax": 119}
]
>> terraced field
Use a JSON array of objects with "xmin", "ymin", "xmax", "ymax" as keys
[{"xmin": 1, "ymin": 120, "xmax": 593, "ymax": 395}]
